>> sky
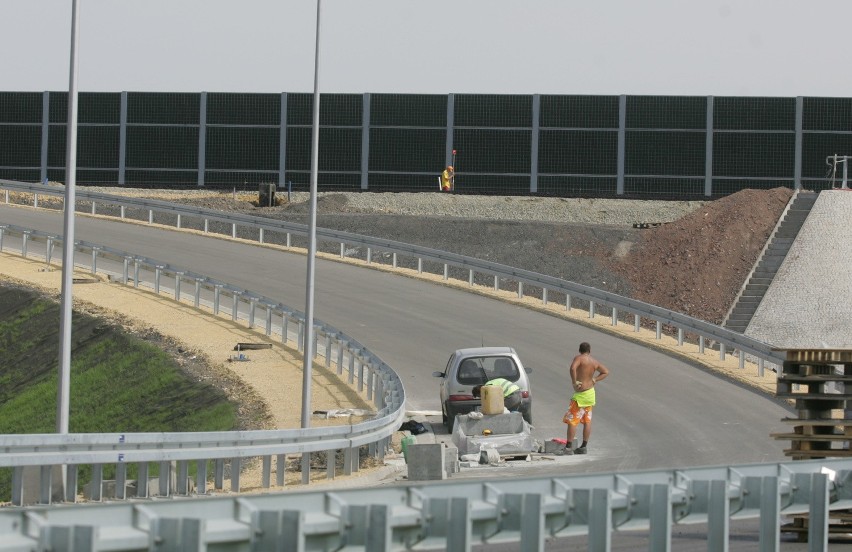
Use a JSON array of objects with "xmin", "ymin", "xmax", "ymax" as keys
[{"xmin": 1, "ymin": 0, "xmax": 851, "ymax": 97}]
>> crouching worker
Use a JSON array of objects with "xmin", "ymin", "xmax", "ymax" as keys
[{"xmin": 472, "ymin": 378, "xmax": 522, "ymax": 412}]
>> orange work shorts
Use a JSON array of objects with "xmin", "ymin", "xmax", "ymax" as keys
[{"xmin": 563, "ymin": 400, "xmax": 593, "ymax": 426}]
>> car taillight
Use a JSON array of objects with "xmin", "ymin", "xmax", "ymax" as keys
[
  {"xmin": 520, "ymin": 390, "xmax": 529, "ymax": 398},
  {"xmin": 449, "ymin": 394, "xmax": 475, "ymax": 402}
]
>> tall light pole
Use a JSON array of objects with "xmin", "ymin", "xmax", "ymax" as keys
[
  {"xmin": 300, "ymin": 0, "xmax": 322, "ymax": 484},
  {"xmin": 57, "ymin": 0, "xmax": 81, "ymax": 436}
]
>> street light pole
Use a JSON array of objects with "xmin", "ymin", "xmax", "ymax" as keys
[
  {"xmin": 57, "ymin": 0, "xmax": 81, "ymax": 436},
  {"xmin": 300, "ymin": 0, "xmax": 322, "ymax": 484}
]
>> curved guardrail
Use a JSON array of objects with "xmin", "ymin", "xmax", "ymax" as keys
[
  {"xmin": 0, "ymin": 223, "xmax": 406, "ymax": 505},
  {"xmin": 0, "ymin": 179, "xmax": 787, "ymax": 371}
]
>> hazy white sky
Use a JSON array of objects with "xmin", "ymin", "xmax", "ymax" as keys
[{"xmin": 1, "ymin": 0, "xmax": 849, "ymax": 96}]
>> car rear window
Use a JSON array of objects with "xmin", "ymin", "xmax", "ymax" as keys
[{"xmin": 456, "ymin": 356, "xmax": 520, "ymax": 385}]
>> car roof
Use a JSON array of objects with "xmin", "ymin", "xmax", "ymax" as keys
[{"xmin": 455, "ymin": 346, "xmax": 516, "ymax": 357}]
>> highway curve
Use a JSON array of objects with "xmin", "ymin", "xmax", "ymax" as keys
[{"xmin": 0, "ymin": 204, "xmax": 794, "ymax": 474}]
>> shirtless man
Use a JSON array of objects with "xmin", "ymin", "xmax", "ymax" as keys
[{"xmin": 563, "ymin": 342, "xmax": 609, "ymax": 455}]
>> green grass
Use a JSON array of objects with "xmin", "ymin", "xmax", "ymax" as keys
[{"xmin": 0, "ymin": 285, "xmax": 239, "ymax": 500}]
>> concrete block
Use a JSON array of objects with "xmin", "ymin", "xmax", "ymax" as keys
[
  {"xmin": 443, "ymin": 444, "xmax": 459, "ymax": 476},
  {"xmin": 406, "ymin": 443, "xmax": 446, "ymax": 481},
  {"xmin": 543, "ymin": 440, "xmax": 566, "ymax": 454}
]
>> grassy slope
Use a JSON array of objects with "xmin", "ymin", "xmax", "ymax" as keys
[{"xmin": 0, "ymin": 285, "xmax": 239, "ymax": 498}]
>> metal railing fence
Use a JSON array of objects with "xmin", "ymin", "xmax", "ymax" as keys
[
  {"xmin": 0, "ymin": 458, "xmax": 849, "ymax": 551},
  {"xmin": 0, "ymin": 223, "xmax": 406, "ymax": 505}
]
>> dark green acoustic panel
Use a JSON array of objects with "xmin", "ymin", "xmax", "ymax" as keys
[
  {"xmin": 124, "ymin": 170, "xmax": 199, "ymax": 188},
  {"xmin": 625, "ymin": 131, "xmax": 705, "ymax": 176},
  {"xmin": 76, "ymin": 170, "xmax": 119, "ymax": 185},
  {"xmin": 453, "ymin": 174, "xmax": 530, "ymax": 195},
  {"xmin": 712, "ymin": 132, "xmax": 794, "ymax": 178},
  {"xmin": 711, "ymin": 179, "xmax": 794, "ymax": 196},
  {"xmin": 0, "ymin": 92, "xmax": 42, "ymax": 123},
  {"xmin": 627, "ymin": 96, "xmax": 706, "ymax": 129},
  {"xmin": 205, "ymin": 127, "xmax": 279, "ymax": 171},
  {"xmin": 540, "ymin": 95, "xmax": 619, "ymax": 128},
  {"xmin": 77, "ymin": 126, "xmax": 120, "ymax": 168},
  {"xmin": 713, "ymin": 97, "xmax": 795, "ymax": 131},
  {"xmin": 287, "ymin": 93, "xmax": 362, "ymax": 126},
  {"xmin": 282, "ymin": 171, "xmax": 361, "ymax": 191},
  {"xmin": 206, "ymin": 93, "xmax": 280, "ymax": 125},
  {"xmin": 370, "ymin": 94, "xmax": 446, "ymax": 127},
  {"xmin": 368, "ymin": 128, "xmax": 445, "ymax": 172},
  {"xmin": 803, "ymin": 97, "xmax": 852, "ymax": 132},
  {"xmin": 453, "ymin": 129, "xmax": 531, "ymax": 173},
  {"xmin": 538, "ymin": 130, "xmax": 618, "ymax": 175},
  {"xmin": 50, "ymin": 93, "xmax": 121, "ymax": 125},
  {"xmin": 801, "ymin": 132, "xmax": 852, "ymax": 179},
  {"xmin": 367, "ymin": 173, "xmax": 443, "ymax": 192},
  {"xmin": 0, "ymin": 169, "xmax": 39, "ymax": 181},
  {"xmin": 537, "ymin": 176, "xmax": 617, "ymax": 196},
  {"xmin": 203, "ymin": 171, "xmax": 280, "ymax": 189},
  {"xmin": 286, "ymin": 127, "xmax": 361, "ymax": 172},
  {"xmin": 0, "ymin": 126, "xmax": 41, "ymax": 166},
  {"xmin": 624, "ymin": 177, "xmax": 705, "ymax": 197},
  {"xmin": 127, "ymin": 93, "xmax": 200, "ymax": 125},
  {"xmin": 454, "ymin": 95, "xmax": 532, "ymax": 128},
  {"xmin": 125, "ymin": 127, "xmax": 199, "ymax": 169}
]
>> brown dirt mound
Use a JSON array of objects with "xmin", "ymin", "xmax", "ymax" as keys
[{"xmin": 609, "ymin": 187, "xmax": 794, "ymax": 324}]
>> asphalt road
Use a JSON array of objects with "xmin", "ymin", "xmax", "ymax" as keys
[{"xmin": 1, "ymin": 205, "xmax": 795, "ymax": 475}]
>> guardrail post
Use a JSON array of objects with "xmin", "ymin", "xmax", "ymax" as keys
[
  {"xmin": 232, "ymin": 291, "xmax": 240, "ymax": 321},
  {"xmin": 325, "ymin": 334, "xmax": 332, "ymax": 367},
  {"xmin": 367, "ymin": 247, "xmax": 372, "ymax": 264},
  {"xmin": 286, "ymin": 233, "xmax": 291, "ymax": 248},
  {"xmin": 204, "ymin": 219, "xmax": 209, "ymax": 233},
  {"xmin": 358, "ymin": 359, "xmax": 365, "ymax": 392},
  {"xmin": 231, "ymin": 222, "xmax": 237, "ymax": 238},
  {"xmin": 230, "ymin": 458, "xmax": 241, "ymax": 492},
  {"xmin": 367, "ymin": 368, "xmax": 374, "ymax": 401},
  {"xmin": 340, "ymin": 243, "xmax": 345, "ymax": 258},
  {"xmin": 543, "ymin": 288, "xmax": 548, "ymax": 305},
  {"xmin": 194, "ymin": 279, "xmax": 202, "ymax": 307},
  {"xmin": 214, "ymin": 459, "xmax": 225, "ymax": 490},
  {"xmin": 494, "ymin": 275, "xmax": 499, "ymax": 291},
  {"xmin": 262, "ymin": 456, "xmax": 272, "ymax": 487},
  {"xmin": 719, "ymin": 343, "xmax": 726, "ymax": 361},
  {"xmin": 758, "ymin": 358, "xmax": 764, "ymax": 377},
  {"xmin": 699, "ymin": 335, "xmax": 705, "ymax": 354},
  {"xmin": 89, "ymin": 464, "xmax": 103, "ymax": 502},
  {"xmin": 0, "ymin": 225, "xmax": 5, "ymax": 251},
  {"xmin": 634, "ymin": 314, "xmax": 640, "ymax": 332},
  {"xmin": 91, "ymin": 246, "xmax": 100, "ymax": 274},
  {"xmin": 175, "ymin": 272, "xmax": 184, "ymax": 301},
  {"xmin": 612, "ymin": 308, "xmax": 618, "ymax": 326},
  {"xmin": 259, "ymin": 227, "xmax": 264, "ymax": 243},
  {"xmin": 326, "ymin": 449, "xmax": 336, "ymax": 480},
  {"xmin": 349, "ymin": 355, "xmax": 357, "ymax": 384},
  {"xmin": 678, "ymin": 328, "xmax": 684, "ymax": 346},
  {"xmin": 133, "ymin": 259, "xmax": 140, "ymax": 288},
  {"xmin": 22, "ymin": 230, "xmax": 29, "ymax": 257},
  {"xmin": 213, "ymin": 285, "xmax": 222, "ymax": 314},
  {"xmin": 343, "ymin": 447, "xmax": 354, "ymax": 476},
  {"xmin": 4, "ymin": 189, "xmax": 8, "ymax": 203},
  {"xmin": 589, "ymin": 301, "xmax": 595, "ymax": 319},
  {"xmin": 91, "ymin": 201, "xmax": 96, "ymax": 215},
  {"xmin": 120, "ymin": 205, "xmax": 125, "ymax": 219},
  {"xmin": 137, "ymin": 463, "xmax": 149, "ymax": 498},
  {"xmin": 656, "ymin": 321, "xmax": 662, "ymax": 340},
  {"xmin": 11, "ymin": 467, "xmax": 23, "ymax": 506},
  {"xmin": 148, "ymin": 209, "xmax": 153, "ymax": 224},
  {"xmin": 176, "ymin": 213, "xmax": 181, "ymax": 229},
  {"xmin": 115, "ymin": 464, "xmax": 127, "ymax": 500},
  {"xmin": 566, "ymin": 293, "xmax": 572, "ymax": 311},
  {"xmin": 418, "ymin": 258, "xmax": 422, "ymax": 273},
  {"xmin": 46, "ymin": 236, "xmax": 54, "ymax": 265},
  {"xmin": 177, "ymin": 461, "xmax": 189, "ymax": 495},
  {"xmin": 517, "ymin": 282, "xmax": 523, "ymax": 299},
  {"xmin": 738, "ymin": 350, "xmax": 745, "ymax": 369},
  {"xmin": 196, "ymin": 460, "xmax": 208, "ymax": 495},
  {"xmin": 393, "ymin": 252, "xmax": 397, "ymax": 268},
  {"xmin": 154, "ymin": 266, "xmax": 162, "ymax": 294},
  {"xmin": 282, "ymin": 314, "xmax": 290, "ymax": 345},
  {"xmin": 276, "ymin": 455, "xmax": 286, "ymax": 487},
  {"xmin": 33, "ymin": 193, "xmax": 38, "ymax": 209},
  {"xmin": 337, "ymin": 341, "xmax": 345, "ymax": 375},
  {"xmin": 265, "ymin": 306, "xmax": 273, "ymax": 336},
  {"xmin": 297, "ymin": 322, "xmax": 304, "ymax": 353},
  {"xmin": 443, "ymin": 264, "xmax": 449, "ymax": 280},
  {"xmin": 249, "ymin": 299, "xmax": 256, "ymax": 328}
]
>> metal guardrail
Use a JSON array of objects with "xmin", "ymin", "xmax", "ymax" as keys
[
  {"xmin": 0, "ymin": 179, "xmax": 788, "ymax": 373},
  {"xmin": 0, "ymin": 223, "xmax": 406, "ymax": 505},
  {"xmin": 0, "ymin": 458, "xmax": 849, "ymax": 551}
]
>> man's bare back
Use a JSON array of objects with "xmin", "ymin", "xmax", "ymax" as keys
[{"xmin": 570, "ymin": 344, "xmax": 609, "ymax": 393}]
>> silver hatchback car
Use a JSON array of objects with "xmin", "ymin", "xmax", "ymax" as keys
[{"xmin": 432, "ymin": 346, "xmax": 532, "ymax": 431}]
